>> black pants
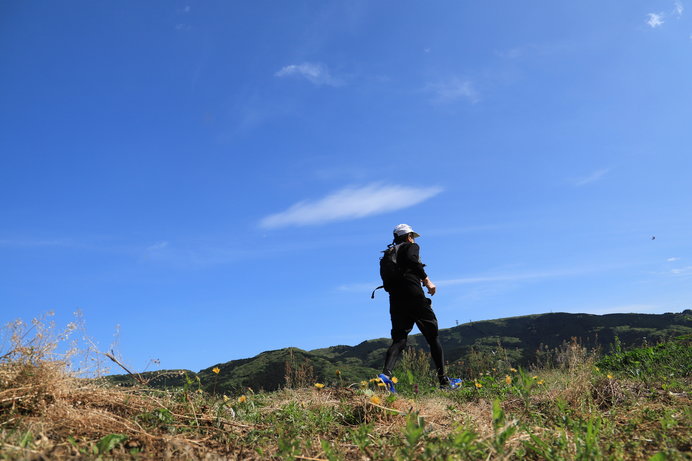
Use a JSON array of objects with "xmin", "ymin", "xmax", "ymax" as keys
[{"xmin": 383, "ymin": 288, "xmax": 445, "ymax": 381}]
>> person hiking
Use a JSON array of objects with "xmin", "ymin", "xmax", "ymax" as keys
[{"xmin": 377, "ymin": 224, "xmax": 460, "ymax": 391}]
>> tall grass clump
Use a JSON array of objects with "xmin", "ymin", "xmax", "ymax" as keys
[{"xmin": 284, "ymin": 348, "xmax": 316, "ymax": 389}]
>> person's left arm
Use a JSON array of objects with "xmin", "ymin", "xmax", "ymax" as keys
[{"xmin": 404, "ymin": 243, "xmax": 436, "ymax": 295}]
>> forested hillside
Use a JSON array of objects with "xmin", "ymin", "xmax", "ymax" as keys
[{"xmin": 109, "ymin": 310, "xmax": 692, "ymax": 393}]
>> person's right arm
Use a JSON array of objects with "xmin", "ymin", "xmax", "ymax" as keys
[{"xmin": 422, "ymin": 277, "xmax": 436, "ymax": 296}]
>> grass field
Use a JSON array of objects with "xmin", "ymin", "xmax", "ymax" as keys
[{"xmin": 1, "ymin": 316, "xmax": 690, "ymax": 460}]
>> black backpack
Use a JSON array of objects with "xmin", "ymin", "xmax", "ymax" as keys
[{"xmin": 371, "ymin": 243, "xmax": 405, "ymax": 298}]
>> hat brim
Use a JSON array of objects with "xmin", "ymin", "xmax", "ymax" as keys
[{"xmin": 411, "ymin": 232, "xmax": 421, "ymax": 238}]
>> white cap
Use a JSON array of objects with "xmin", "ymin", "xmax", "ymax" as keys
[{"xmin": 393, "ymin": 224, "xmax": 420, "ymax": 238}]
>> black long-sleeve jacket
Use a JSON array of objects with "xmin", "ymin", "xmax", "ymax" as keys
[{"xmin": 395, "ymin": 242, "xmax": 428, "ymax": 285}]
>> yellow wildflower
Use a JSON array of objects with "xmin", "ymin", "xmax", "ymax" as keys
[
  {"xmin": 370, "ymin": 396, "xmax": 382, "ymax": 405},
  {"xmin": 237, "ymin": 395, "xmax": 247, "ymax": 403},
  {"xmin": 510, "ymin": 368, "xmax": 517, "ymax": 373},
  {"xmin": 532, "ymin": 376, "xmax": 539, "ymax": 380},
  {"xmin": 314, "ymin": 383, "xmax": 325, "ymax": 389},
  {"xmin": 391, "ymin": 377, "xmax": 398, "ymax": 384},
  {"xmin": 505, "ymin": 375, "xmax": 512, "ymax": 385},
  {"xmin": 537, "ymin": 380, "xmax": 544, "ymax": 385},
  {"xmin": 223, "ymin": 395, "xmax": 230, "ymax": 402},
  {"xmin": 212, "ymin": 367, "xmax": 220, "ymax": 374},
  {"xmin": 607, "ymin": 374, "xmax": 614, "ymax": 380},
  {"xmin": 335, "ymin": 370, "xmax": 341, "ymax": 376},
  {"xmin": 360, "ymin": 380, "xmax": 369, "ymax": 388},
  {"xmin": 474, "ymin": 381, "xmax": 483, "ymax": 389}
]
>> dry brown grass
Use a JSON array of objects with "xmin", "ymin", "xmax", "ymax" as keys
[
  {"xmin": 2, "ymin": 316, "xmax": 689, "ymax": 460},
  {"xmin": 265, "ymin": 387, "xmax": 495, "ymax": 437},
  {"xmin": 0, "ymin": 314, "xmax": 250, "ymax": 459},
  {"xmin": 1, "ymin": 357, "xmax": 265, "ymax": 459},
  {"xmin": 1, "ymin": 346, "xmax": 496, "ymax": 460},
  {"xmin": 2, "ymin": 357, "xmax": 689, "ymax": 460}
]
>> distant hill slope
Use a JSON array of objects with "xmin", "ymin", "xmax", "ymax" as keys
[{"xmin": 108, "ymin": 310, "xmax": 692, "ymax": 393}]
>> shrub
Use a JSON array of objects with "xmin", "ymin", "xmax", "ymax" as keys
[{"xmin": 597, "ymin": 335, "xmax": 692, "ymax": 380}]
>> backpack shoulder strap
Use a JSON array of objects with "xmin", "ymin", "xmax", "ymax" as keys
[{"xmin": 371, "ymin": 285, "xmax": 384, "ymax": 299}]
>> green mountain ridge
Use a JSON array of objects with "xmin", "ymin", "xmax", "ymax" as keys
[{"xmin": 108, "ymin": 310, "xmax": 692, "ymax": 393}]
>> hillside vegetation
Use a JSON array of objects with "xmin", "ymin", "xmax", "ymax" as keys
[
  {"xmin": 109, "ymin": 310, "xmax": 692, "ymax": 394},
  {"xmin": 1, "ymin": 312, "xmax": 690, "ymax": 460}
]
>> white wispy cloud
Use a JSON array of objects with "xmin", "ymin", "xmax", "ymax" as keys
[
  {"xmin": 275, "ymin": 62, "xmax": 343, "ymax": 87},
  {"xmin": 674, "ymin": 1, "xmax": 684, "ymax": 17},
  {"xmin": 147, "ymin": 241, "xmax": 169, "ymax": 251},
  {"xmin": 336, "ymin": 272, "xmax": 555, "ymax": 294},
  {"xmin": 667, "ymin": 257, "xmax": 681, "ymax": 262},
  {"xmin": 572, "ymin": 168, "xmax": 610, "ymax": 186},
  {"xmin": 0, "ymin": 238, "xmax": 73, "ymax": 248},
  {"xmin": 496, "ymin": 47, "xmax": 524, "ymax": 59},
  {"xmin": 671, "ymin": 266, "xmax": 692, "ymax": 276},
  {"xmin": 338, "ymin": 266, "xmax": 599, "ymax": 294},
  {"xmin": 259, "ymin": 183, "xmax": 443, "ymax": 229},
  {"xmin": 647, "ymin": 12, "xmax": 665, "ymax": 27},
  {"xmin": 426, "ymin": 78, "xmax": 480, "ymax": 104},
  {"xmin": 436, "ymin": 269, "xmax": 582, "ymax": 287}
]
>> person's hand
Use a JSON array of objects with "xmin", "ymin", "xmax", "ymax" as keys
[{"xmin": 423, "ymin": 278, "xmax": 436, "ymax": 296}]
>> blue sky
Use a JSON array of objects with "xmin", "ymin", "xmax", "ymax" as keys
[{"xmin": 2, "ymin": 1, "xmax": 691, "ymax": 374}]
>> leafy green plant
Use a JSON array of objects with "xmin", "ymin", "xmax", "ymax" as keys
[
  {"xmin": 276, "ymin": 432, "xmax": 301, "ymax": 460},
  {"xmin": 491, "ymin": 399, "xmax": 517, "ymax": 458},
  {"xmin": 136, "ymin": 407, "xmax": 174, "ymax": 431},
  {"xmin": 510, "ymin": 367, "xmax": 538, "ymax": 408},
  {"xmin": 419, "ymin": 426, "xmax": 486, "ymax": 460},
  {"xmin": 392, "ymin": 348, "xmax": 437, "ymax": 394},
  {"xmin": 18, "ymin": 430, "xmax": 33, "ymax": 449},
  {"xmin": 450, "ymin": 427, "xmax": 483, "ymax": 458},
  {"xmin": 320, "ymin": 439, "xmax": 342, "ymax": 461},
  {"xmin": 597, "ymin": 335, "xmax": 691, "ymax": 381},
  {"xmin": 398, "ymin": 411, "xmax": 426, "ymax": 459},
  {"xmin": 405, "ymin": 411, "xmax": 425, "ymax": 447},
  {"xmin": 94, "ymin": 433, "xmax": 127, "ymax": 456},
  {"xmin": 524, "ymin": 429, "xmax": 566, "ymax": 460},
  {"xmin": 349, "ymin": 423, "xmax": 373, "ymax": 455},
  {"xmin": 573, "ymin": 417, "xmax": 602, "ymax": 460}
]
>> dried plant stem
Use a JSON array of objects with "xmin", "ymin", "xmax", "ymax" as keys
[
  {"xmin": 185, "ymin": 391, "xmax": 200, "ymax": 427},
  {"xmin": 104, "ymin": 351, "xmax": 147, "ymax": 385}
]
